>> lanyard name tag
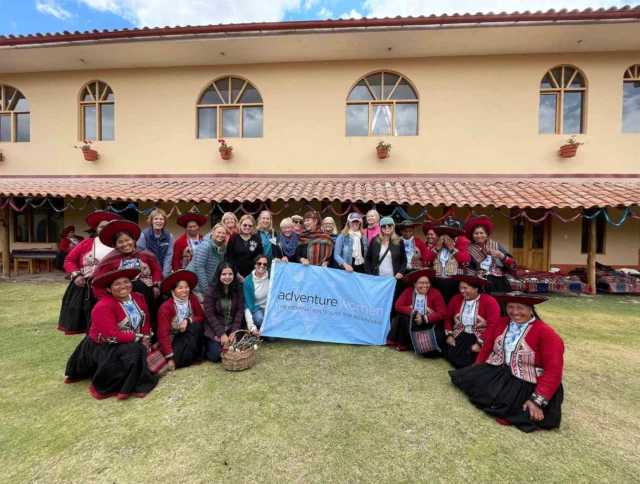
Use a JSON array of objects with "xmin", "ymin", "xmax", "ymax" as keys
[{"xmin": 480, "ymin": 255, "xmax": 492, "ymax": 270}]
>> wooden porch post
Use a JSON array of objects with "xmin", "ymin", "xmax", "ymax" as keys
[
  {"xmin": 1, "ymin": 200, "xmax": 10, "ymax": 278},
  {"xmin": 586, "ymin": 215, "xmax": 597, "ymax": 295}
]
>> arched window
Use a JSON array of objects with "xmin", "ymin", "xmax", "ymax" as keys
[
  {"xmin": 539, "ymin": 65, "xmax": 586, "ymax": 134},
  {"xmin": 197, "ymin": 76, "xmax": 263, "ymax": 138},
  {"xmin": 79, "ymin": 81, "xmax": 114, "ymax": 141},
  {"xmin": 0, "ymin": 85, "xmax": 30, "ymax": 142},
  {"xmin": 346, "ymin": 71, "xmax": 418, "ymax": 137},
  {"xmin": 623, "ymin": 65, "xmax": 640, "ymax": 133}
]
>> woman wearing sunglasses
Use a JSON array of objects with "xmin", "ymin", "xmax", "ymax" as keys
[
  {"xmin": 226, "ymin": 214, "xmax": 264, "ymax": 282},
  {"xmin": 365, "ymin": 217, "xmax": 407, "ymax": 315},
  {"xmin": 243, "ymin": 254, "xmax": 276, "ymax": 341},
  {"xmin": 291, "ymin": 215, "xmax": 304, "ymax": 234}
]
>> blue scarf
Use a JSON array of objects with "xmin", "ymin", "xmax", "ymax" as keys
[
  {"xmin": 279, "ymin": 232, "xmax": 298, "ymax": 258},
  {"xmin": 142, "ymin": 227, "xmax": 171, "ymax": 264}
]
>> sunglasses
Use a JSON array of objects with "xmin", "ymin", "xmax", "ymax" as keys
[
  {"xmin": 241, "ymin": 224, "xmax": 253, "ymax": 228},
  {"xmin": 255, "ymin": 262, "xmax": 268, "ymax": 267},
  {"xmin": 293, "ymin": 221, "xmax": 302, "ymax": 224},
  {"xmin": 381, "ymin": 224, "xmax": 394, "ymax": 229}
]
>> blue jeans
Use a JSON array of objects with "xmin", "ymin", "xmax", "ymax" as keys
[
  {"xmin": 253, "ymin": 309, "xmax": 276, "ymax": 342},
  {"xmin": 206, "ymin": 339, "xmax": 224, "ymax": 363}
]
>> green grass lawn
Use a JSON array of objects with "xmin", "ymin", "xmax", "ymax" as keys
[{"xmin": 1, "ymin": 280, "xmax": 639, "ymax": 483}]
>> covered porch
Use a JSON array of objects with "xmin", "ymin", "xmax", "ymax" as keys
[{"xmin": 1, "ymin": 175, "xmax": 638, "ymax": 292}]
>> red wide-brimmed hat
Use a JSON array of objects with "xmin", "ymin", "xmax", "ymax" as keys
[
  {"xmin": 92, "ymin": 267, "xmax": 141, "ymax": 289},
  {"xmin": 85, "ymin": 210, "xmax": 121, "ymax": 230},
  {"xmin": 451, "ymin": 273, "xmax": 491, "ymax": 287},
  {"xmin": 492, "ymin": 291, "xmax": 549, "ymax": 306},
  {"xmin": 177, "ymin": 212, "xmax": 207, "ymax": 228},
  {"xmin": 397, "ymin": 220, "xmax": 420, "ymax": 229},
  {"xmin": 404, "ymin": 269, "xmax": 437, "ymax": 285},
  {"xmin": 98, "ymin": 220, "xmax": 142, "ymax": 247},
  {"xmin": 431, "ymin": 216, "xmax": 466, "ymax": 237},
  {"xmin": 60, "ymin": 225, "xmax": 75, "ymax": 237},
  {"xmin": 160, "ymin": 269, "xmax": 198, "ymax": 295},
  {"xmin": 421, "ymin": 222, "xmax": 436, "ymax": 234},
  {"xmin": 464, "ymin": 215, "xmax": 494, "ymax": 239}
]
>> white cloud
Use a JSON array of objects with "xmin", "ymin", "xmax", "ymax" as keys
[
  {"xmin": 362, "ymin": 0, "xmax": 627, "ymax": 18},
  {"xmin": 340, "ymin": 9, "xmax": 363, "ymax": 19},
  {"xmin": 77, "ymin": 0, "xmax": 302, "ymax": 27},
  {"xmin": 304, "ymin": 0, "xmax": 318, "ymax": 10},
  {"xmin": 318, "ymin": 6, "xmax": 333, "ymax": 18},
  {"xmin": 35, "ymin": 0, "xmax": 73, "ymax": 20}
]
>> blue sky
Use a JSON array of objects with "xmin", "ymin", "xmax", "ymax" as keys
[{"xmin": 0, "ymin": 1, "xmax": 627, "ymax": 36}]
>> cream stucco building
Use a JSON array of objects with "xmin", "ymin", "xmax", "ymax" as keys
[{"xmin": 0, "ymin": 8, "xmax": 638, "ymax": 276}]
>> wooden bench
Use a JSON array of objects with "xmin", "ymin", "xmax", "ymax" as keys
[{"xmin": 11, "ymin": 250, "xmax": 57, "ymax": 276}]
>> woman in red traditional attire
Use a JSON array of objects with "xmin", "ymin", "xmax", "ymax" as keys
[
  {"xmin": 387, "ymin": 269, "xmax": 447, "ymax": 356},
  {"xmin": 443, "ymin": 274, "xmax": 501, "ymax": 368},
  {"xmin": 397, "ymin": 220, "xmax": 434, "ymax": 271},
  {"xmin": 91, "ymin": 220, "xmax": 162, "ymax": 324},
  {"xmin": 449, "ymin": 292, "xmax": 565, "ymax": 432},
  {"xmin": 156, "ymin": 269, "xmax": 206, "ymax": 370},
  {"xmin": 55, "ymin": 225, "xmax": 85, "ymax": 270},
  {"xmin": 64, "ymin": 267, "xmax": 159, "ymax": 400},
  {"xmin": 464, "ymin": 215, "xmax": 517, "ymax": 311},
  {"xmin": 172, "ymin": 212, "xmax": 206, "ymax": 271},
  {"xmin": 422, "ymin": 222, "xmax": 437, "ymax": 249},
  {"xmin": 58, "ymin": 210, "xmax": 121, "ymax": 334},
  {"xmin": 427, "ymin": 216, "xmax": 471, "ymax": 305}
]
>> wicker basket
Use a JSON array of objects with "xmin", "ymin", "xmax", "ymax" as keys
[{"xmin": 221, "ymin": 330, "xmax": 256, "ymax": 371}]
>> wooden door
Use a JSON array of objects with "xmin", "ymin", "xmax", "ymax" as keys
[{"xmin": 509, "ymin": 211, "xmax": 550, "ymax": 271}]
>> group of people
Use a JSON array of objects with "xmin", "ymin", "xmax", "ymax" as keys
[{"xmin": 58, "ymin": 208, "xmax": 564, "ymax": 433}]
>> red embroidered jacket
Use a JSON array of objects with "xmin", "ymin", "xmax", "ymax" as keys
[
  {"xmin": 156, "ymin": 294, "xmax": 205, "ymax": 359},
  {"xmin": 406, "ymin": 237, "xmax": 436, "ymax": 268},
  {"xmin": 91, "ymin": 249, "xmax": 163, "ymax": 299},
  {"xmin": 172, "ymin": 234, "xmax": 204, "ymax": 271},
  {"xmin": 395, "ymin": 286, "xmax": 447, "ymax": 324},
  {"xmin": 429, "ymin": 236, "xmax": 471, "ymax": 276},
  {"xmin": 475, "ymin": 317, "xmax": 565, "ymax": 407},
  {"xmin": 59, "ymin": 236, "xmax": 85, "ymax": 253},
  {"xmin": 64, "ymin": 238, "xmax": 95, "ymax": 276},
  {"xmin": 445, "ymin": 293, "xmax": 501, "ymax": 341},
  {"xmin": 89, "ymin": 292, "xmax": 151, "ymax": 344}
]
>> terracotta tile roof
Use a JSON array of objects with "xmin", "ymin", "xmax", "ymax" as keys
[
  {"xmin": 0, "ymin": 177, "xmax": 638, "ymax": 209},
  {"xmin": 1, "ymin": 6, "xmax": 639, "ymax": 47}
]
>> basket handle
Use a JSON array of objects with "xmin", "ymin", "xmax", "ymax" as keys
[{"xmin": 223, "ymin": 329, "xmax": 250, "ymax": 348}]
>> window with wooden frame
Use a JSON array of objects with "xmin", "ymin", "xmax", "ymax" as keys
[
  {"xmin": 79, "ymin": 80, "xmax": 114, "ymax": 141},
  {"xmin": 622, "ymin": 65, "xmax": 640, "ymax": 133},
  {"xmin": 346, "ymin": 71, "xmax": 418, "ymax": 137},
  {"xmin": 581, "ymin": 208, "xmax": 606, "ymax": 254},
  {"xmin": 197, "ymin": 76, "xmax": 263, "ymax": 139},
  {"xmin": 13, "ymin": 198, "xmax": 64, "ymax": 243},
  {"xmin": 0, "ymin": 85, "xmax": 30, "ymax": 142},
  {"xmin": 539, "ymin": 65, "xmax": 587, "ymax": 134}
]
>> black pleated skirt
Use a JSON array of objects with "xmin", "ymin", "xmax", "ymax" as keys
[
  {"xmin": 54, "ymin": 251, "xmax": 67, "ymax": 271},
  {"xmin": 64, "ymin": 336, "xmax": 159, "ymax": 400},
  {"xmin": 485, "ymin": 275, "xmax": 513, "ymax": 316},
  {"xmin": 58, "ymin": 282, "xmax": 90, "ymax": 335},
  {"xmin": 171, "ymin": 323, "xmax": 206, "ymax": 369},
  {"xmin": 132, "ymin": 280, "xmax": 160, "ymax": 327},
  {"xmin": 449, "ymin": 363, "xmax": 563, "ymax": 433},
  {"xmin": 431, "ymin": 277, "xmax": 460, "ymax": 305},
  {"xmin": 443, "ymin": 332, "xmax": 480, "ymax": 369}
]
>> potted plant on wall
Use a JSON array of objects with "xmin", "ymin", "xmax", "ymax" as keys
[
  {"xmin": 75, "ymin": 140, "xmax": 99, "ymax": 161},
  {"xmin": 376, "ymin": 140, "xmax": 392, "ymax": 159},
  {"xmin": 558, "ymin": 135, "xmax": 584, "ymax": 159},
  {"xmin": 218, "ymin": 139, "xmax": 233, "ymax": 160}
]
